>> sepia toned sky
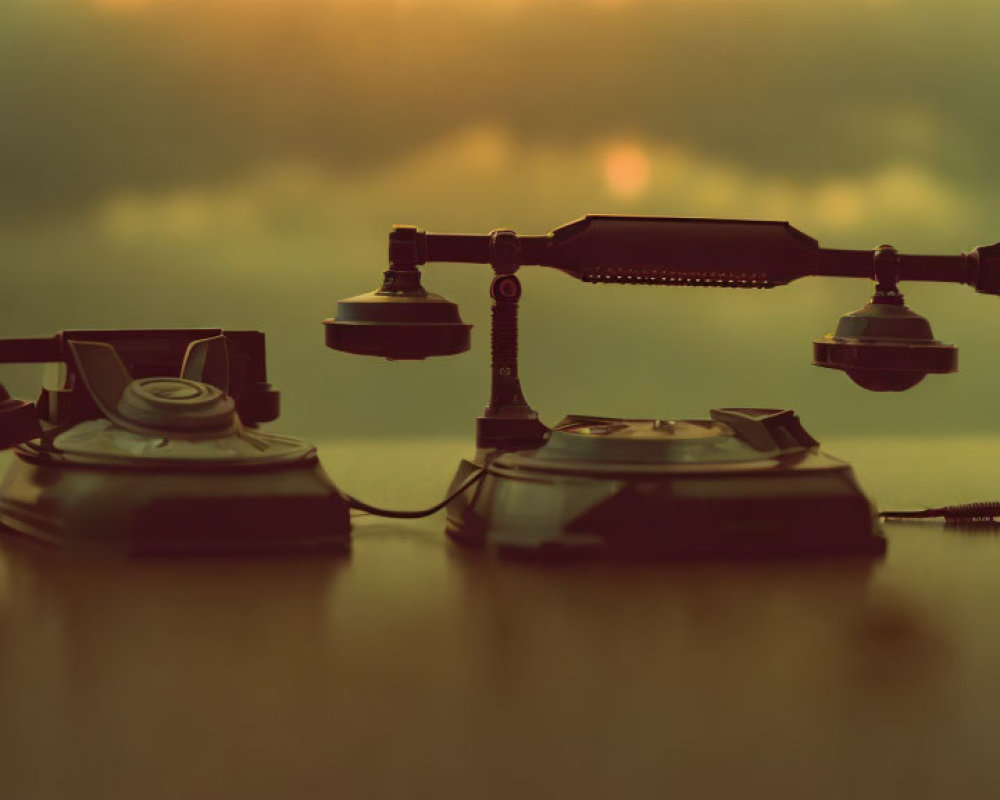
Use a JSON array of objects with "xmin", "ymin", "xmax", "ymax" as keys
[{"xmin": 2, "ymin": 0, "xmax": 1000, "ymax": 441}]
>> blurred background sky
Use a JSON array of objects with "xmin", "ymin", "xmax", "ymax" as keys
[{"xmin": 2, "ymin": 0, "xmax": 1000, "ymax": 441}]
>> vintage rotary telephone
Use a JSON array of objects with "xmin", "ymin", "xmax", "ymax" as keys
[
  {"xmin": 0, "ymin": 330, "xmax": 349, "ymax": 553},
  {"xmin": 325, "ymin": 215, "xmax": 1000, "ymax": 557}
]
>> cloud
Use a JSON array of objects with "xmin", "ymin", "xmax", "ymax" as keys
[{"xmin": 97, "ymin": 125, "xmax": 975, "ymax": 253}]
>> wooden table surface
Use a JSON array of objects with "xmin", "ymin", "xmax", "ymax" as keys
[{"xmin": 2, "ymin": 434, "xmax": 1000, "ymax": 799}]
